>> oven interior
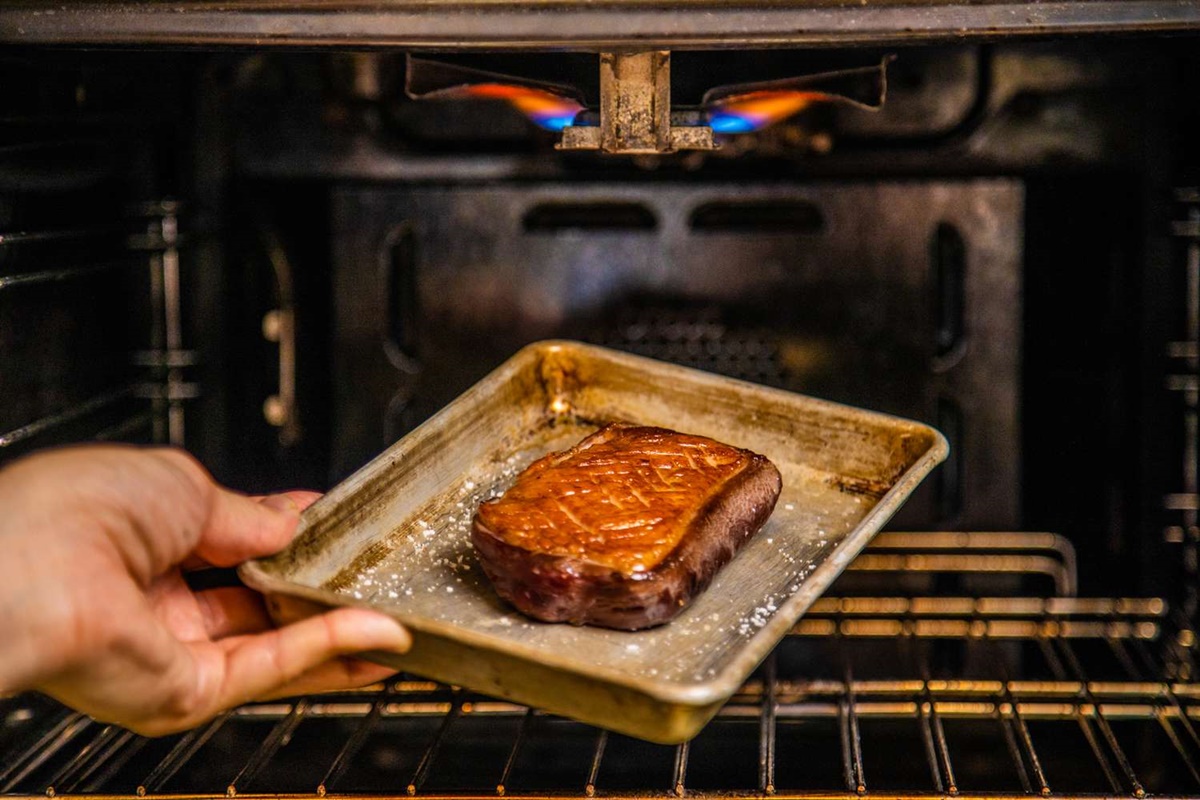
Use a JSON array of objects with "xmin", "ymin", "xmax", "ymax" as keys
[{"xmin": 2, "ymin": 37, "xmax": 1200, "ymax": 798}]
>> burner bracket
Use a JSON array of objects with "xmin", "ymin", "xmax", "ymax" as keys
[{"xmin": 559, "ymin": 51, "xmax": 717, "ymax": 155}]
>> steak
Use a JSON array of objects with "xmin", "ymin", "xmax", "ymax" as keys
[{"xmin": 471, "ymin": 422, "xmax": 782, "ymax": 630}]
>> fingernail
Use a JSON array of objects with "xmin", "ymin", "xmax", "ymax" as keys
[{"xmin": 261, "ymin": 494, "xmax": 300, "ymax": 516}]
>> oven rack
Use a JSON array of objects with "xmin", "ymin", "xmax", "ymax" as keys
[
  {"xmin": 3, "ymin": 594, "xmax": 1197, "ymax": 800},
  {"xmin": 1169, "ymin": 186, "xmax": 1200, "ymax": 643},
  {"xmin": 0, "ymin": 200, "xmax": 192, "ymax": 461}
]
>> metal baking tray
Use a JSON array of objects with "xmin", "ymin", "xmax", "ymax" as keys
[{"xmin": 240, "ymin": 340, "xmax": 947, "ymax": 743}]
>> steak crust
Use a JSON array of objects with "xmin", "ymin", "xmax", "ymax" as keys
[{"xmin": 472, "ymin": 423, "xmax": 782, "ymax": 630}]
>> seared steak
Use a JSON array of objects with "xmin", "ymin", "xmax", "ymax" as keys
[{"xmin": 472, "ymin": 422, "xmax": 782, "ymax": 630}]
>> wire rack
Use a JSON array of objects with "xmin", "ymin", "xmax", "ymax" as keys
[
  {"xmin": 0, "ymin": 200, "xmax": 191, "ymax": 463},
  {"xmin": 2, "ymin": 589, "xmax": 1197, "ymax": 800},
  {"xmin": 1169, "ymin": 186, "xmax": 1200, "ymax": 650}
]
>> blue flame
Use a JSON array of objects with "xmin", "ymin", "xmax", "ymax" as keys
[
  {"xmin": 534, "ymin": 114, "xmax": 580, "ymax": 132},
  {"xmin": 708, "ymin": 113, "xmax": 759, "ymax": 134}
]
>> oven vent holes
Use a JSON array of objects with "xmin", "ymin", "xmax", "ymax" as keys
[
  {"xmin": 931, "ymin": 221, "xmax": 967, "ymax": 367},
  {"xmin": 384, "ymin": 223, "xmax": 421, "ymax": 373},
  {"xmin": 583, "ymin": 301, "xmax": 788, "ymax": 388},
  {"xmin": 688, "ymin": 200, "xmax": 824, "ymax": 234},
  {"xmin": 521, "ymin": 199, "xmax": 827, "ymax": 235},
  {"xmin": 522, "ymin": 202, "xmax": 658, "ymax": 232}
]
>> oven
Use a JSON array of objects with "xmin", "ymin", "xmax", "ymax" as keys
[{"xmin": 2, "ymin": 3, "xmax": 1200, "ymax": 798}]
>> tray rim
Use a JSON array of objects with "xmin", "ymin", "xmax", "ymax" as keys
[{"xmin": 240, "ymin": 339, "xmax": 949, "ymax": 708}]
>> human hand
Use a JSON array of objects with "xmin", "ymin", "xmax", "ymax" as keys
[{"xmin": 0, "ymin": 445, "xmax": 411, "ymax": 736}]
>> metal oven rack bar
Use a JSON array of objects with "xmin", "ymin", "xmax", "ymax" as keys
[
  {"xmin": 3, "ymin": 592, "xmax": 1197, "ymax": 800},
  {"xmin": 0, "ymin": 200, "xmax": 195, "ymax": 459},
  {"xmin": 1169, "ymin": 186, "xmax": 1200, "ymax": 673}
]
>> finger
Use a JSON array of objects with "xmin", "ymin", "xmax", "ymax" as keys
[
  {"xmin": 81, "ymin": 448, "xmax": 302, "ymax": 575},
  {"xmin": 192, "ymin": 487, "xmax": 303, "ymax": 567},
  {"xmin": 195, "ymin": 608, "xmax": 410, "ymax": 712},
  {"xmin": 257, "ymin": 491, "xmax": 322, "ymax": 512},
  {"xmin": 183, "ymin": 490, "xmax": 322, "ymax": 572},
  {"xmin": 194, "ymin": 587, "xmax": 273, "ymax": 638},
  {"xmin": 148, "ymin": 569, "xmax": 211, "ymax": 642},
  {"xmin": 17, "ymin": 446, "xmax": 219, "ymax": 581},
  {"xmin": 257, "ymin": 657, "xmax": 399, "ymax": 701}
]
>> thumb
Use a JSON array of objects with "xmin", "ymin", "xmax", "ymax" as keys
[
  {"xmin": 255, "ymin": 490, "xmax": 322, "ymax": 513},
  {"xmin": 193, "ymin": 488, "xmax": 304, "ymax": 567}
]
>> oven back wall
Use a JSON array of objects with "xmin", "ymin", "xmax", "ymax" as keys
[{"xmin": 331, "ymin": 181, "xmax": 1022, "ymax": 531}]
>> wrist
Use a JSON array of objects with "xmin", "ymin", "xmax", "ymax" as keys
[
  {"xmin": 0, "ymin": 482, "xmax": 82, "ymax": 696},
  {"xmin": 0, "ymin": 565, "xmax": 48, "ymax": 695}
]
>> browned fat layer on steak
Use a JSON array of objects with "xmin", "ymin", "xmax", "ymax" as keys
[{"xmin": 472, "ymin": 423, "xmax": 782, "ymax": 630}]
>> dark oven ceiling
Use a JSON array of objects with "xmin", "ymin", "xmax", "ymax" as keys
[{"xmin": 1, "ymin": 0, "xmax": 1199, "ymax": 49}]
